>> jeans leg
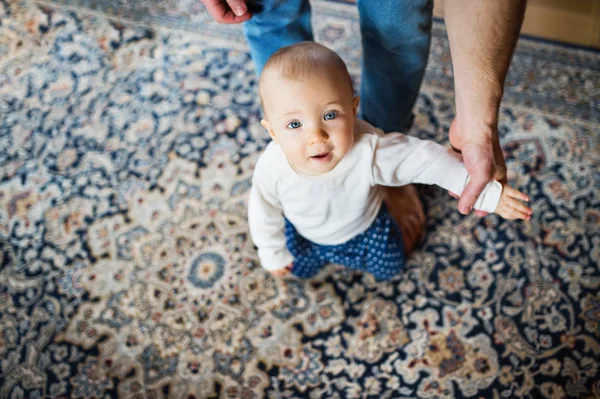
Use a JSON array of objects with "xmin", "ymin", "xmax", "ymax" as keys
[
  {"xmin": 357, "ymin": 0, "xmax": 433, "ymax": 133},
  {"xmin": 243, "ymin": 0, "xmax": 313, "ymax": 76}
]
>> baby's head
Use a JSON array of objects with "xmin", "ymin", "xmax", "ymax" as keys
[{"xmin": 259, "ymin": 42, "xmax": 359, "ymax": 175}]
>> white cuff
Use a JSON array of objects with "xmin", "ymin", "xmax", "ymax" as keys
[{"xmin": 473, "ymin": 180, "xmax": 503, "ymax": 213}]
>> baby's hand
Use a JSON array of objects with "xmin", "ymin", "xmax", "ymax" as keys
[
  {"xmin": 271, "ymin": 263, "xmax": 293, "ymax": 277},
  {"xmin": 494, "ymin": 185, "xmax": 532, "ymax": 220}
]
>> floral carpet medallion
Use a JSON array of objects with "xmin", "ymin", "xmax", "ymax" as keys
[{"xmin": 0, "ymin": 0, "xmax": 599, "ymax": 398}]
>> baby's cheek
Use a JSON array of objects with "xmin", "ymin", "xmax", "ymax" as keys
[
  {"xmin": 337, "ymin": 131, "xmax": 354, "ymax": 153},
  {"xmin": 294, "ymin": 142, "xmax": 307, "ymax": 157}
]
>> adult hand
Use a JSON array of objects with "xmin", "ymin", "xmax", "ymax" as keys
[
  {"xmin": 442, "ymin": 0, "xmax": 524, "ymax": 216},
  {"xmin": 448, "ymin": 118, "xmax": 507, "ymax": 217},
  {"xmin": 199, "ymin": 0, "xmax": 251, "ymax": 24}
]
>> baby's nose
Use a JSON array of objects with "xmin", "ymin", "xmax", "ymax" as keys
[{"xmin": 308, "ymin": 128, "xmax": 328, "ymax": 144}]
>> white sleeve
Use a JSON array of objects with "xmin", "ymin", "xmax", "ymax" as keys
[
  {"xmin": 248, "ymin": 161, "xmax": 294, "ymax": 271},
  {"xmin": 370, "ymin": 133, "xmax": 502, "ymax": 213}
]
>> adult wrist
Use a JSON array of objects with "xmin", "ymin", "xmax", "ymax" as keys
[{"xmin": 455, "ymin": 91, "xmax": 502, "ymax": 130}]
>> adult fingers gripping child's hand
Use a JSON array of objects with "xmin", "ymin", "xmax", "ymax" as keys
[
  {"xmin": 448, "ymin": 119, "xmax": 508, "ymax": 218},
  {"xmin": 494, "ymin": 185, "xmax": 532, "ymax": 221}
]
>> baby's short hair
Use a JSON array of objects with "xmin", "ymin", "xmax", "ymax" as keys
[{"xmin": 259, "ymin": 42, "xmax": 354, "ymax": 100}]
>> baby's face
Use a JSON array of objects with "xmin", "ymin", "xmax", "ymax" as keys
[{"xmin": 261, "ymin": 70, "xmax": 358, "ymax": 175}]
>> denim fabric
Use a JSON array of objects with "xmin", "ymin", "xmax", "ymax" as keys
[
  {"xmin": 243, "ymin": 0, "xmax": 313, "ymax": 75},
  {"xmin": 244, "ymin": 0, "xmax": 433, "ymax": 132}
]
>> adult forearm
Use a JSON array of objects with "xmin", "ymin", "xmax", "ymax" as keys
[{"xmin": 443, "ymin": 0, "xmax": 526, "ymax": 126}]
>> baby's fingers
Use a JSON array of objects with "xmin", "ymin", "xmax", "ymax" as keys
[
  {"xmin": 271, "ymin": 268, "xmax": 289, "ymax": 277},
  {"xmin": 504, "ymin": 186, "xmax": 530, "ymax": 202},
  {"xmin": 502, "ymin": 198, "xmax": 532, "ymax": 220},
  {"xmin": 500, "ymin": 208, "xmax": 528, "ymax": 220},
  {"xmin": 510, "ymin": 197, "xmax": 533, "ymax": 217},
  {"xmin": 271, "ymin": 263, "xmax": 293, "ymax": 277}
]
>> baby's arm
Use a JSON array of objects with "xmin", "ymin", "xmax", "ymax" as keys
[
  {"xmin": 371, "ymin": 133, "xmax": 531, "ymax": 218},
  {"xmin": 248, "ymin": 161, "xmax": 295, "ymax": 275}
]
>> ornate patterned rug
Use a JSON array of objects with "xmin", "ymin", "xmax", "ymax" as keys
[{"xmin": 1, "ymin": 1, "xmax": 599, "ymax": 398}]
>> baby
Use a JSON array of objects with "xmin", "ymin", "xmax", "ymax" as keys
[{"xmin": 248, "ymin": 42, "xmax": 531, "ymax": 281}]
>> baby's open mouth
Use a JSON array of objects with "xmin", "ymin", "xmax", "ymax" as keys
[{"xmin": 311, "ymin": 152, "xmax": 330, "ymax": 159}]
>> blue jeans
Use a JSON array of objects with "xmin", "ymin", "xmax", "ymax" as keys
[{"xmin": 244, "ymin": 0, "xmax": 432, "ymax": 132}]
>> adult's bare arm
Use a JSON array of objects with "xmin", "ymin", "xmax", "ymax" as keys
[
  {"xmin": 443, "ymin": 0, "xmax": 526, "ymax": 215},
  {"xmin": 200, "ymin": 0, "xmax": 251, "ymax": 24}
]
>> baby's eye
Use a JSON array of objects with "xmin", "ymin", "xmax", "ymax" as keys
[
  {"xmin": 324, "ymin": 111, "xmax": 337, "ymax": 121},
  {"xmin": 287, "ymin": 121, "xmax": 302, "ymax": 129}
]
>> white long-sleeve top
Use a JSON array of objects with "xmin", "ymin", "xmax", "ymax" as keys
[{"xmin": 248, "ymin": 120, "xmax": 502, "ymax": 271}]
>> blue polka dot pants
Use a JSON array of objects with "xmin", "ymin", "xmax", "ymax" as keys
[{"xmin": 284, "ymin": 203, "xmax": 406, "ymax": 281}]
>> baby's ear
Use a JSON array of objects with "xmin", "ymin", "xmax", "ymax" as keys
[
  {"xmin": 261, "ymin": 119, "xmax": 276, "ymax": 141},
  {"xmin": 352, "ymin": 96, "xmax": 360, "ymax": 117}
]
